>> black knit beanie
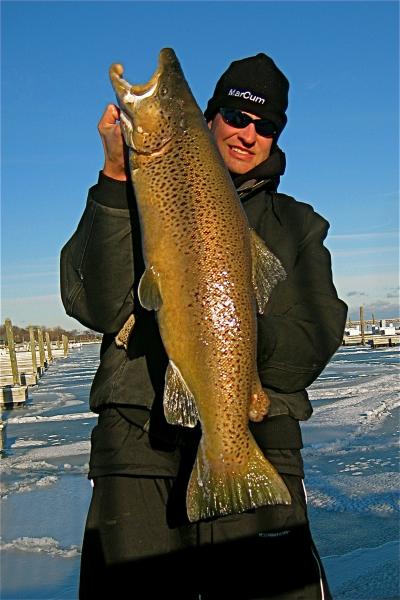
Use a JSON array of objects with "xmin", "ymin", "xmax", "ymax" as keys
[{"xmin": 204, "ymin": 53, "xmax": 289, "ymax": 136}]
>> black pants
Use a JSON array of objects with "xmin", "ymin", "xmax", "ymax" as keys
[{"xmin": 79, "ymin": 474, "xmax": 332, "ymax": 599}]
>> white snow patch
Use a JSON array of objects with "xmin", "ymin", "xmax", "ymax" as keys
[
  {"xmin": 1, "ymin": 459, "xmax": 58, "ymax": 475},
  {"xmin": 7, "ymin": 412, "xmax": 95, "ymax": 425},
  {"xmin": 0, "ymin": 443, "xmax": 90, "ymax": 478},
  {"xmin": 0, "ymin": 536, "xmax": 80, "ymax": 558},
  {"xmin": 11, "ymin": 439, "xmax": 47, "ymax": 448},
  {"xmin": 306, "ymin": 472, "xmax": 399, "ymax": 514},
  {"xmin": 1, "ymin": 474, "xmax": 59, "ymax": 499}
]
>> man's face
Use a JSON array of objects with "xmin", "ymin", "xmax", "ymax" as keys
[{"xmin": 209, "ymin": 111, "xmax": 274, "ymax": 175}]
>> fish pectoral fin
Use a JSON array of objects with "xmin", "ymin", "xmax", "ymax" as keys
[
  {"xmin": 138, "ymin": 266, "xmax": 162, "ymax": 311},
  {"xmin": 163, "ymin": 361, "xmax": 199, "ymax": 428},
  {"xmin": 250, "ymin": 230, "xmax": 286, "ymax": 314}
]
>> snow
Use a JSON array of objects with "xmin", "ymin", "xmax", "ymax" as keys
[{"xmin": 0, "ymin": 343, "xmax": 399, "ymax": 599}]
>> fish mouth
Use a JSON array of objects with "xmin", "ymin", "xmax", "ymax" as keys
[
  {"xmin": 109, "ymin": 49, "xmax": 181, "ymax": 156},
  {"xmin": 109, "ymin": 48, "xmax": 177, "ymax": 106}
]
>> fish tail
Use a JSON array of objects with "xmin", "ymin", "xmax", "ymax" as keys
[{"xmin": 186, "ymin": 435, "xmax": 291, "ymax": 523}]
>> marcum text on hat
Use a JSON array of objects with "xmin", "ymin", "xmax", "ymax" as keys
[{"xmin": 228, "ymin": 88, "xmax": 266, "ymax": 104}]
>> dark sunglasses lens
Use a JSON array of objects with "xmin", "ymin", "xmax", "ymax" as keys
[
  {"xmin": 254, "ymin": 121, "xmax": 276, "ymax": 136},
  {"xmin": 220, "ymin": 108, "xmax": 276, "ymax": 137},
  {"xmin": 220, "ymin": 108, "xmax": 248, "ymax": 128}
]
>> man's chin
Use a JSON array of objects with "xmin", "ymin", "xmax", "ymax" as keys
[{"xmin": 228, "ymin": 162, "xmax": 255, "ymax": 176}]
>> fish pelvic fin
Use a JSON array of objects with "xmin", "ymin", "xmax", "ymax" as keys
[
  {"xmin": 250, "ymin": 230, "xmax": 286, "ymax": 314},
  {"xmin": 249, "ymin": 380, "xmax": 270, "ymax": 422},
  {"xmin": 115, "ymin": 314, "xmax": 135, "ymax": 350},
  {"xmin": 163, "ymin": 360, "xmax": 199, "ymax": 427},
  {"xmin": 138, "ymin": 266, "xmax": 162, "ymax": 311},
  {"xmin": 186, "ymin": 435, "xmax": 291, "ymax": 523}
]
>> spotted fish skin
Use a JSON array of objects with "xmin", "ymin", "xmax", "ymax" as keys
[{"xmin": 109, "ymin": 48, "xmax": 290, "ymax": 522}]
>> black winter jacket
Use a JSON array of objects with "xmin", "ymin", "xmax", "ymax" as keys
[{"xmin": 60, "ymin": 149, "xmax": 347, "ymax": 436}]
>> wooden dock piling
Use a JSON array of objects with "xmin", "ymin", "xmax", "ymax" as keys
[
  {"xmin": 0, "ymin": 420, "xmax": 6, "ymax": 452},
  {"xmin": 62, "ymin": 335, "xmax": 69, "ymax": 357},
  {"xmin": 5, "ymin": 319, "xmax": 20, "ymax": 386},
  {"xmin": 1, "ymin": 319, "xmax": 28, "ymax": 406},
  {"xmin": 29, "ymin": 326, "xmax": 38, "ymax": 375},
  {"xmin": 360, "ymin": 306, "xmax": 365, "ymax": 345},
  {"xmin": 37, "ymin": 328, "xmax": 47, "ymax": 371},
  {"xmin": 0, "ymin": 321, "xmax": 88, "ymax": 408},
  {"xmin": 45, "ymin": 332, "xmax": 53, "ymax": 363}
]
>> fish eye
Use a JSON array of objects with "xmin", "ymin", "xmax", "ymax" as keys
[{"xmin": 160, "ymin": 85, "xmax": 169, "ymax": 97}]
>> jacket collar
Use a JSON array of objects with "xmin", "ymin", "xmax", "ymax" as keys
[{"xmin": 232, "ymin": 146, "xmax": 286, "ymax": 197}]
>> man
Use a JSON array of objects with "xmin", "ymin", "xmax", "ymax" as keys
[{"xmin": 61, "ymin": 53, "xmax": 347, "ymax": 599}]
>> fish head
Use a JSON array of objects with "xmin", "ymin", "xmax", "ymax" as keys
[{"xmin": 109, "ymin": 48, "xmax": 191, "ymax": 156}]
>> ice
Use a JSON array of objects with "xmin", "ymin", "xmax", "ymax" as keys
[
  {"xmin": 301, "ymin": 345, "xmax": 399, "ymax": 599},
  {"xmin": 1, "ymin": 343, "xmax": 399, "ymax": 599},
  {"xmin": 324, "ymin": 541, "xmax": 399, "ymax": 600}
]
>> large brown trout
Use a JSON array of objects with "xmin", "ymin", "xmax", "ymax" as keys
[{"xmin": 110, "ymin": 48, "xmax": 291, "ymax": 522}]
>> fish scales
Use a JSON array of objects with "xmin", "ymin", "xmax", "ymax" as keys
[
  {"xmin": 138, "ymin": 130, "xmax": 255, "ymax": 464},
  {"xmin": 110, "ymin": 48, "xmax": 291, "ymax": 521}
]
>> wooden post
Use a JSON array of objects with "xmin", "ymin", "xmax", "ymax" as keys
[
  {"xmin": 0, "ymin": 419, "xmax": 6, "ymax": 451},
  {"xmin": 360, "ymin": 306, "xmax": 365, "ymax": 345},
  {"xmin": 45, "ymin": 332, "xmax": 53, "ymax": 362},
  {"xmin": 4, "ymin": 319, "xmax": 20, "ymax": 385},
  {"xmin": 37, "ymin": 328, "xmax": 46, "ymax": 369},
  {"xmin": 29, "ymin": 326, "xmax": 38, "ymax": 374},
  {"xmin": 62, "ymin": 334, "xmax": 69, "ymax": 357}
]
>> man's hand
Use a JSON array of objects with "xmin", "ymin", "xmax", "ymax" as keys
[{"xmin": 98, "ymin": 104, "xmax": 128, "ymax": 181}]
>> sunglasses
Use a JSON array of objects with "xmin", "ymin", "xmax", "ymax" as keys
[{"xmin": 219, "ymin": 107, "xmax": 277, "ymax": 137}]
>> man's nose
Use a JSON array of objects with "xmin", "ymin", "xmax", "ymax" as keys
[{"xmin": 237, "ymin": 123, "xmax": 257, "ymax": 144}]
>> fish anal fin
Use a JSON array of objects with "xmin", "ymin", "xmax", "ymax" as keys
[
  {"xmin": 164, "ymin": 360, "xmax": 199, "ymax": 427},
  {"xmin": 138, "ymin": 266, "xmax": 162, "ymax": 311},
  {"xmin": 186, "ymin": 435, "xmax": 291, "ymax": 522},
  {"xmin": 250, "ymin": 230, "xmax": 286, "ymax": 314}
]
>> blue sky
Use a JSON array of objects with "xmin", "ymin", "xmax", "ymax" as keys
[{"xmin": 1, "ymin": 0, "xmax": 399, "ymax": 329}]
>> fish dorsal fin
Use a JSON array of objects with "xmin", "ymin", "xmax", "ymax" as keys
[
  {"xmin": 164, "ymin": 360, "xmax": 199, "ymax": 428},
  {"xmin": 138, "ymin": 266, "xmax": 162, "ymax": 311},
  {"xmin": 250, "ymin": 230, "xmax": 286, "ymax": 314}
]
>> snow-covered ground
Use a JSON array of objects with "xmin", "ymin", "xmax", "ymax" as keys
[
  {"xmin": 0, "ymin": 343, "xmax": 399, "ymax": 599},
  {"xmin": 1, "ymin": 346, "xmax": 97, "ymax": 600},
  {"xmin": 302, "ymin": 346, "xmax": 399, "ymax": 600}
]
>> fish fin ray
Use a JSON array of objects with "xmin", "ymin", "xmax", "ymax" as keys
[
  {"xmin": 250, "ymin": 230, "xmax": 286, "ymax": 314},
  {"xmin": 163, "ymin": 360, "xmax": 199, "ymax": 427},
  {"xmin": 186, "ymin": 435, "xmax": 291, "ymax": 522},
  {"xmin": 138, "ymin": 266, "xmax": 162, "ymax": 311}
]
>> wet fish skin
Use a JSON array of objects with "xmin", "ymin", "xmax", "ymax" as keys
[{"xmin": 109, "ymin": 48, "xmax": 290, "ymax": 521}]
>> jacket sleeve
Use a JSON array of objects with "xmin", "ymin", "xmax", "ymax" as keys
[
  {"xmin": 257, "ymin": 199, "xmax": 348, "ymax": 393},
  {"xmin": 60, "ymin": 172, "xmax": 140, "ymax": 333}
]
